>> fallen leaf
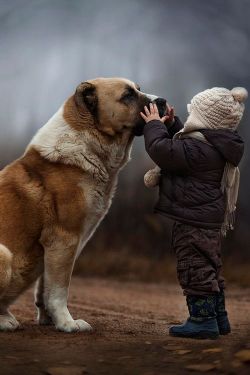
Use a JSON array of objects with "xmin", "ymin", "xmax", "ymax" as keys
[
  {"xmin": 163, "ymin": 346, "xmax": 185, "ymax": 351},
  {"xmin": 176, "ymin": 349, "xmax": 192, "ymax": 355},
  {"xmin": 202, "ymin": 348, "xmax": 222, "ymax": 353},
  {"xmin": 213, "ymin": 360, "xmax": 220, "ymax": 364},
  {"xmin": 46, "ymin": 366, "xmax": 86, "ymax": 375},
  {"xmin": 231, "ymin": 360, "xmax": 243, "ymax": 368},
  {"xmin": 185, "ymin": 364, "xmax": 216, "ymax": 372},
  {"xmin": 235, "ymin": 349, "xmax": 250, "ymax": 363}
]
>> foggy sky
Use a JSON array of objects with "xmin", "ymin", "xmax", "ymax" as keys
[
  {"xmin": 0, "ymin": 0, "xmax": 249, "ymax": 140},
  {"xmin": 0, "ymin": 0, "xmax": 250, "ymax": 245}
]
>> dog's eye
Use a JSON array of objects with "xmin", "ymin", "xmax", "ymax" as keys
[{"xmin": 121, "ymin": 89, "xmax": 137, "ymax": 103}]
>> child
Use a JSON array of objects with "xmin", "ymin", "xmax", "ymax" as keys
[{"xmin": 140, "ymin": 87, "xmax": 247, "ymax": 339}]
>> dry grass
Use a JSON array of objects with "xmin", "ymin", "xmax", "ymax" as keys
[
  {"xmin": 74, "ymin": 249, "xmax": 250, "ymax": 287},
  {"xmin": 223, "ymin": 259, "xmax": 250, "ymax": 287},
  {"xmin": 74, "ymin": 249, "xmax": 177, "ymax": 283}
]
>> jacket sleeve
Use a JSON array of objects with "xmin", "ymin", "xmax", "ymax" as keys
[
  {"xmin": 143, "ymin": 119, "xmax": 189, "ymax": 172},
  {"xmin": 166, "ymin": 116, "xmax": 184, "ymax": 139}
]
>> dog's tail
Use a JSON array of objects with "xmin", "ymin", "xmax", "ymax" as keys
[{"xmin": 0, "ymin": 244, "xmax": 12, "ymax": 297}]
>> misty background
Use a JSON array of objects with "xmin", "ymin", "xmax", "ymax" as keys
[{"xmin": 0, "ymin": 0, "xmax": 250, "ymax": 281}]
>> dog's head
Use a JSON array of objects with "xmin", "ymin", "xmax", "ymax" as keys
[{"xmin": 70, "ymin": 77, "xmax": 167, "ymax": 136}]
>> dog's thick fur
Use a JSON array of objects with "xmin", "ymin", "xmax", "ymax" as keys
[{"xmin": 0, "ymin": 77, "xmax": 164, "ymax": 332}]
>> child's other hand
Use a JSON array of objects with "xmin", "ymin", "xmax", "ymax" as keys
[
  {"xmin": 140, "ymin": 103, "xmax": 168, "ymax": 123},
  {"xmin": 164, "ymin": 103, "xmax": 175, "ymax": 125}
]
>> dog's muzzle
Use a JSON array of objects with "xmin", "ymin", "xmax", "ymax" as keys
[
  {"xmin": 153, "ymin": 97, "xmax": 167, "ymax": 117},
  {"xmin": 143, "ymin": 93, "xmax": 167, "ymax": 117},
  {"xmin": 133, "ymin": 94, "xmax": 167, "ymax": 136}
]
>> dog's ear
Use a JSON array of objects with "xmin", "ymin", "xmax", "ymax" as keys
[{"xmin": 74, "ymin": 82, "xmax": 98, "ymax": 115}]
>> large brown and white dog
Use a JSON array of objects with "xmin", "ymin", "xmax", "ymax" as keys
[{"xmin": 0, "ymin": 77, "xmax": 166, "ymax": 332}]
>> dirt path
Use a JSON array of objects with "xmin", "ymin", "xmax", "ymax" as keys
[{"xmin": 0, "ymin": 277, "xmax": 250, "ymax": 375}]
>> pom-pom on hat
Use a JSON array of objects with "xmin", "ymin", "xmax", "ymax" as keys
[{"xmin": 188, "ymin": 87, "xmax": 248, "ymax": 131}]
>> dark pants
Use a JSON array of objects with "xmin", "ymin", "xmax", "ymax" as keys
[{"xmin": 172, "ymin": 222, "xmax": 225, "ymax": 296}]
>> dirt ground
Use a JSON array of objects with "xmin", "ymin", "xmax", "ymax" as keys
[{"xmin": 0, "ymin": 277, "xmax": 250, "ymax": 375}]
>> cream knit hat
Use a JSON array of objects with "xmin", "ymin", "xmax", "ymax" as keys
[{"xmin": 185, "ymin": 87, "xmax": 248, "ymax": 131}]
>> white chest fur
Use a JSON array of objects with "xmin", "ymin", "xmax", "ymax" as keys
[{"xmin": 27, "ymin": 104, "xmax": 132, "ymax": 259}]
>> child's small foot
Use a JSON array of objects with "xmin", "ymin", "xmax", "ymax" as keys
[
  {"xmin": 169, "ymin": 318, "xmax": 219, "ymax": 340},
  {"xmin": 217, "ymin": 314, "xmax": 231, "ymax": 335},
  {"xmin": 215, "ymin": 290, "xmax": 231, "ymax": 335}
]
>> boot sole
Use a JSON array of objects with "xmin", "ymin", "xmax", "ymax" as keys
[{"xmin": 169, "ymin": 331, "xmax": 219, "ymax": 340}]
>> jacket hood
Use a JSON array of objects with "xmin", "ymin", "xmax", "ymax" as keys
[{"xmin": 200, "ymin": 129, "xmax": 244, "ymax": 166}]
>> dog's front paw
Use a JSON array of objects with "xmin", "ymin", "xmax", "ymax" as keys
[
  {"xmin": 75, "ymin": 319, "xmax": 93, "ymax": 332},
  {"xmin": 0, "ymin": 313, "xmax": 20, "ymax": 331},
  {"xmin": 56, "ymin": 319, "xmax": 92, "ymax": 333}
]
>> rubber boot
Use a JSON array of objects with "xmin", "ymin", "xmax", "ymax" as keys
[
  {"xmin": 216, "ymin": 290, "xmax": 231, "ymax": 335},
  {"xmin": 169, "ymin": 295, "xmax": 219, "ymax": 339}
]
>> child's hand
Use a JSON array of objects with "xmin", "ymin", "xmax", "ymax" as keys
[
  {"xmin": 140, "ymin": 103, "xmax": 168, "ymax": 123},
  {"xmin": 164, "ymin": 103, "xmax": 175, "ymax": 125}
]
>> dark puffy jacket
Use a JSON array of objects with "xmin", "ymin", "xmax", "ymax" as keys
[{"xmin": 143, "ymin": 117, "xmax": 244, "ymax": 229}]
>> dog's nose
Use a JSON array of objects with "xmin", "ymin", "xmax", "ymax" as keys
[
  {"xmin": 154, "ymin": 97, "xmax": 167, "ymax": 106},
  {"xmin": 153, "ymin": 97, "xmax": 167, "ymax": 117}
]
